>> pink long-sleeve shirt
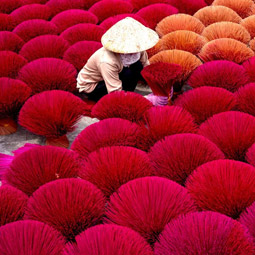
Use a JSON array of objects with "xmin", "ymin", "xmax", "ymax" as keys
[{"xmin": 77, "ymin": 47, "xmax": 149, "ymax": 93}]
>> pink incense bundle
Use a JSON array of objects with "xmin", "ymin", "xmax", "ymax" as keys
[
  {"xmin": 149, "ymin": 134, "xmax": 225, "ymax": 185},
  {"xmin": 0, "ymin": 143, "xmax": 40, "ymax": 178},
  {"xmin": 243, "ymin": 57, "xmax": 255, "ymax": 83},
  {"xmin": 51, "ymin": 9, "xmax": 98, "ymax": 34},
  {"xmin": 46, "ymin": 0, "xmax": 84, "ymax": 17},
  {"xmin": 239, "ymin": 201, "xmax": 255, "ymax": 241},
  {"xmin": 100, "ymin": 14, "xmax": 148, "ymax": 30},
  {"xmin": 198, "ymin": 111, "xmax": 255, "ymax": 161},
  {"xmin": 18, "ymin": 58, "xmax": 77, "ymax": 94},
  {"xmin": 0, "ymin": 31, "xmax": 24, "ymax": 52},
  {"xmin": 60, "ymin": 23, "xmax": 105, "ymax": 45},
  {"xmin": 149, "ymin": 50, "xmax": 202, "ymax": 81},
  {"xmin": 136, "ymin": 4, "xmax": 178, "ymax": 30},
  {"xmin": 13, "ymin": 19, "xmax": 58, "ymax": 42},
  {"xmin": 80, "ymin": 146, "xmax": 153, "ymax": 197},
  {"xmin": 11, "ymin": 143, "xmax": 41, "ymax": 156},
  {"xmin": 80, "ymin": 97, "xmax": 97, "ymax": 117},
  {"xmin": 0, "ymin": 78, "xmax": 31, "ymax": 135},
  {"xmin": 188, "ymin": 60, "xmax": 250, "ymax": 92},
  {"xmin": 71, "ymin": 118, "xmax": 150, "ymax": 159},
  {"xmin": 0, "ymin": 13, "xmax": 15, "ymax": 31},
  {"xmin": 25, "ymin": 178, "xmax": 106, "ymax": 240},
  {"xmin": 168, "ymin": 0, "xmax": 207, "ymax": 15},
  {"xmin": 64, "ymin": 224, "xmax": 153, "ymax": 255},
  {"xmin": 82, "ymin": 0, "xmax": 101, "ymax": 10},
  {"xmin": 18, "ymin": 90, "xmax": 86, "ymax": 148},
  {"xmin": 174, "ymin": 86, "xmax": 237, "ymax": 124},
  {"xmin": 21, "ymin": 0, "xmax": 49, "ymax": 3},
  {"xmin": 0, "ymin": 220, "xmax": 66, "ymax": 254},
  {"xmin": 236, "ymin": 83, "xmax": 255, "ymax": 116},
  {"xmin": 0, "ymin": 0, "xmax": 21, "ymax": 13},
  {"xmin": 154, "ymin": 211, "xmax": 255, "ymax": 254},
  {"xmin": 0, "ymin": 185, "xmax": 28, "ymax": 226},
  {"xmin": 63, "ymin": 41, "xmax": 102, "ymax": 70},
  {"xmin": 141, "ymin": 62, "xmax": 182, "ymax": 98},
  {"xmin": 105, "ymin": 176, "xmax": 197, "ymax": 244},
  {"xmin": 88, "ymin": 0, "xmax": 133, "ymax": 23},
  {"xmin": 10, "ymin": 4, "xmax": 52, "ymax": 26},
  {"xmin": 246, "ymin": 143, "xmax": 255, "ymax": 167},
  {"xmin": 20, "ymin": 35, "xmax": 69, "ymax": 62},
  {"xmin": 91, "ymin": 91, "xmax": 153, "ymax": 123},
  {"xmin": 0, "ymin": 51, "xmax": 27, "ymax": 78},
  {"xmin": 130, "ymin": 0, "xmax": 173, "ymax": 12},
  {"xmin": 186, "ymin": 159, "xmax": 255, "ymax": 218},
  {"xmin": 5, "ymin": 145, "xmax": 81, "ymax": 195},
  {"xmin": 144, "ymin": 106, "xmax": 197, "ymax": 145},
  {"xmin": 0, "ymin": 153, "xmax": 13, "ymax": 180}
]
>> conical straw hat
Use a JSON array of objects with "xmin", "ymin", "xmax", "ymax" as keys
[{"xmin": 101, "ymin": 17, "xmax": 159, "ymax": 53}]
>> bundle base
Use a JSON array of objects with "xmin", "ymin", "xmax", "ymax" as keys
[
  {"xmin": 0, "ymin": 118, "xmax": 17, "ymax": 135},
  {"xmin": 168, "ymin": 97, "xmax": 173, "ymax": 105},
  {"xmin": 45, "ymin": 135, "xmax": 69, "ymax": 148}
]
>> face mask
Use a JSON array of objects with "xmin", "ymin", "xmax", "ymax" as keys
[{"xmin": 119, "ymin": 52, "xmax": 141, "ymax": 67}]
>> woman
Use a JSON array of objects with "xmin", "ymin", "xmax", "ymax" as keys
[{"xmin": 77, "ymin": 17, "xmax": 167, "ymax": 104}]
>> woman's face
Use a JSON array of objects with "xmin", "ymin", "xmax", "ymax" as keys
[{"xmin": 119, "ymin": 52, "xmax": 141, "ymax": 66}]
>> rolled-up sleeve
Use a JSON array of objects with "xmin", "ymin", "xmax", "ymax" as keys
[
  {"xmin": 99, "ymin": 62, "xmax": 122, "ymax": 93},
  {"xmin": 76, "ymin": 67, "xmax": 88, "ymax": 92}
]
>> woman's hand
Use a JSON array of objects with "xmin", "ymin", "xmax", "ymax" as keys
[{"xmin": 144, "ymin": 93, "xmax": 168, "ymax": 106}]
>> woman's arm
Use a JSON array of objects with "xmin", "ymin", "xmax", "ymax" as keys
[{"xmin": 99, "ymin": 62, "xmax": 122, "ymax": 93}]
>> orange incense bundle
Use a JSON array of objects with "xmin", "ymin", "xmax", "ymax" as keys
[
  {"xmin": 146, "ymin": 40, "xmax": 162, "ymax": 58},
  {"xmin": 199, "ymin": 38, "xmax": 254, "ymax": 64},
  {"xmin": 156, "ymin": 14, "xmax": 205, "ymax": 37},
  {"xmin": 241, "ymin": 15, "xmax": 255, "ymax": 39},
  {"xmin": 150, "ymin": 49, "xmax": 202, "ymax": 80},
  {"xmin": 202, "ymin": 22, "xmax": 251, "ymax": 44},
  {"xmin": 160, "ymin": 30, "xmax": 207, "ymax": 55},
  {"xmin": 194, "ymin": 6, "xmax": 242, "ymax": 27},
  {"xmin": 250, "ymin": 38, "xmax": 255, "ymax": 52},
  {"xmin": 212, "ymin": 0, "xmax": 254, "ymax": 18}
]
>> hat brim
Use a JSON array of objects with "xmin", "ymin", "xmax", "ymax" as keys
[{"xmin": 101, "ymin": 17, "xmax": 159, "ymax": 53}]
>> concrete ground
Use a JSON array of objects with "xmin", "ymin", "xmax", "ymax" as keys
[{"xmin": 0, "ymin": 86, "xmax": 151, "ymax": 155}]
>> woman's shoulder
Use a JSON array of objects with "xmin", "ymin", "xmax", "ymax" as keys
[{"xmin": 100, "ymin": 47, "xmax": 120, "ymax": 65}]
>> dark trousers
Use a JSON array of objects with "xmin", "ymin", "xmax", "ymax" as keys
[{"xmin": 87, "ymin": 60, "xmax": 144, "ymax": 101}]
